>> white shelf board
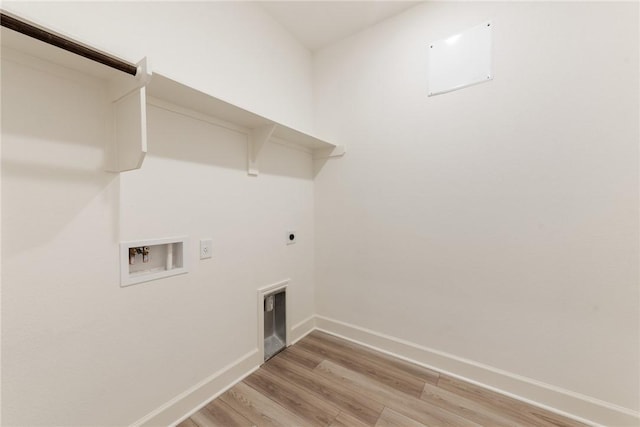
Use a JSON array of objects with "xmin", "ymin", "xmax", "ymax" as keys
[
  {"xmin": 1, "ymin": 25, "xmax": 150, "ymax": 173},
  {"xmin": 146, "ymin": 73, "xmax": 340, "ymax": 152},
  {"xmin": 2, "ymin": 20, "xmax": 344, "ymax": 176},
  {"xmin": 1, "ymin": 26, "xmax": 135, "ymax": 90}
]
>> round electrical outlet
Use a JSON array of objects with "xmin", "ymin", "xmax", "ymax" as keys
[{"xmin": 287, "ymin": 231, "xmax": 297, "ymax": 245}]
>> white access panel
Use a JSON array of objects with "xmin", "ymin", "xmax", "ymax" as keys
[{"xmin": 428, "ymin": 22, "xmax": 493, "ymax": 96}]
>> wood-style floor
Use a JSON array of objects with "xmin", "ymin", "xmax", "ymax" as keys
[{"xmin": 177, "ymin": 331, "xmax": 586, "ymax": 427}]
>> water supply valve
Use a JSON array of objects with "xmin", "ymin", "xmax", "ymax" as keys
[{"xmin": 129, "ymin": 248, "xmax": 137, "ymax": 265}]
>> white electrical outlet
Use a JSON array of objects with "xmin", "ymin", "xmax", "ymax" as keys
[
  {"xmin": 286, "ymin": 231, "xmax": 297, "ymax": 245},
  {"xmin": 200, "ymin": 239, "xmax": 213, "ymax": 259}
]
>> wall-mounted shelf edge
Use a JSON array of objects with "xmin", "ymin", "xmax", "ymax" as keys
[
  {"xmin": 1, "ymin": 11, "xmax": 345, "ymax": 176},
  {"xmin": 146, "ymin": 73, "xmax": 345, "ymax": 176},
  {"xmin": 0, "ymin": 19, "xmax": 151, "ymax": 173}
]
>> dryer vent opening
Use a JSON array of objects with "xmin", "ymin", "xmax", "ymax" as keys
[{"xmin": 264, "ymin": 290, "xmax": 286, "ymax": 361}]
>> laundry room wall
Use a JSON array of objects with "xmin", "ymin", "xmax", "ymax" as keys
[
  {"xmin": 313, "ymin": 1, "xmax": 639, "ymax": 423},
  {"xmin": 1, "ymin": 2, "xmax": 317, "ymax": 425}
]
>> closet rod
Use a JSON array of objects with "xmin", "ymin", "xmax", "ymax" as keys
[{"xmin": 1, "ymin": 11, "xmax": 138, "ymax": 76}]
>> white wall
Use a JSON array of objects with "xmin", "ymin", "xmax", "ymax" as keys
[
  {"xmin": 2, "ymin": 1, "xmax": 315, "ymax": 133},
  {"xmin": 3, "ymin": 1, "xmax": 639, "ymax": 425},
  {"xmin": 314, "ymin": 0, "xmax": 639, "ymax": 416},
  {"xmin": 1, "ymin": 2, "xmax": 316, "ymax": 425}
]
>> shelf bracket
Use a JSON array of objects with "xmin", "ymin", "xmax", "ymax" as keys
[
  {"xmin": 313, "ymin": 145, "xmax": 346, "ymax": 160},
  {"xmin": 106, "ymin": 86, "xmax": 147, "ymax": 172},
  {"xmin": 248, "ymin": 123, "xmax": 277, "ymax": 176},
  {"xmin": 105, "ymin": 57, "xmax": 151, "ymax": 173},
  {"xmin": 110, "ymin": 57, "xmax": 152, "ymax": 103}
]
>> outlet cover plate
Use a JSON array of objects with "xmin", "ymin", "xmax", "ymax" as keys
[
  {"xmin": 286, "ymin": 231, "xmax": 297, "ymax": 245},
  {"xmin": 200, "ymin": 239, "xmax": 213, "ymax": 259}
]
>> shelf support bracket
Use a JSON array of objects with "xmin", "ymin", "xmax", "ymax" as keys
[
  {"xmin": 313, "ymin": 145, "xmax": 346, "ymax": 160},
  {"xmin": 248, "ymin": 123, "xmax": 277, "ymax": 176},
  {"xmin": 105, "ymin": 57, "xmax": 151, "ymax": 173},
  {"xmin": 109, "ymin": 57, "xmax": 152, "ymax": 103}
]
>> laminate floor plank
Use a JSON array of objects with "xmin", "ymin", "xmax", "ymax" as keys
[
  {"xmin": 437, "ymin": 375, "xmax": 586, "ymax": 427},
  {"xmin": 265, "ymin": 353, "xmax": 384, "ymax": 426},
  {"xmin": 375, "ymin": 407, "xmax": 427, "ymax": 427},
  {"xmin": 218, "ymin": 382, "xmax": 307, "ymax": 427},
  {"xmin": 176, "ymin": 418, "xmax": 200, "ymax": 427},
  {"xmin": 302, "ymin": 334, "xmax": 430, "ymax": 395},
  {"xmin": 191, "ymin": 404, "xmax": 247, "ymax": 427},
  {"xmin": 243, "ymin": 366, "xmax": 340, "ymax": 427},
  {"xmin": 314, "ymin": 360, "xmax": 479, "ymax": 427},
  {"xmin": 309, "ymin": 331, "xmax": 440, "ymax": 385},
  {"xmin": 276, "ymin": 344, "xmax": 324, "ymax": 370},
  {"xmin": 329, "ymin": 411, "xmax": 371, "ymax": 427},
  {"xmin": 189, "ymin": 410, "xmax": 218, "ymax": 427},
  {"xmin": 200, "ymin": 399, "xmax": 255, "ymax": 427},
  {"xmin": 179, "ymin": 332, "xmax": 588, "ymax": 427},
  {"xmin": 420, "ymin": 381, "xmax": 516, "ymax": 427},
  {"xmin": 297, "ymin": 335, "xmax": 426, "ymax": 398}
]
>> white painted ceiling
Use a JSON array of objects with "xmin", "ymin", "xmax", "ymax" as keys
[{"xmin": 259, "ymin": 1, "xmax": 422, "ymax": 51}]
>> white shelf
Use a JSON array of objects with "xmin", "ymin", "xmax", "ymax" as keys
[
  {"xmin": 146, "ymin": 73, "xmax": 345, "ymax": 175},
  {"xmin": 1, "ymin": 24, "xmax": 133, "ymax": 84},
  {"xmin": 1, "ymin": 25, "xmax": 151, "ymax": 173},
  {"xmin": 1, "ymin": 17, "xmax": 344, "ymax": 176}
]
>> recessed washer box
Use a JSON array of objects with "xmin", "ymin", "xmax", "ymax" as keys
[{"xmin": 120, "ymin": 236, "xmax": 189, "ymax": 287}]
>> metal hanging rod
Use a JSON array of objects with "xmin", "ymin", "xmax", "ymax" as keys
[{"xmin": 1, "ymin": 11, "xmax": 138, "ymax": 76}]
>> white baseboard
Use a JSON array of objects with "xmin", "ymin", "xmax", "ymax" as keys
[
  {"xmin": 291, "ymin": 314, "xmax": 316, "ymax": 344},
  {"xmin": 131, "ymin": 349, "xmax": 261, "ymax": 427},
  {"xmin": 315, "ymin": 315, "xmax": 639, "ymax": 427},
  {"xmin": 130, "ymin": 315, "xmax": 317, "ymax": 427},
  {"xmin": 129, "ymin": 315, "xmax": 637, "ymax": 427}
]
